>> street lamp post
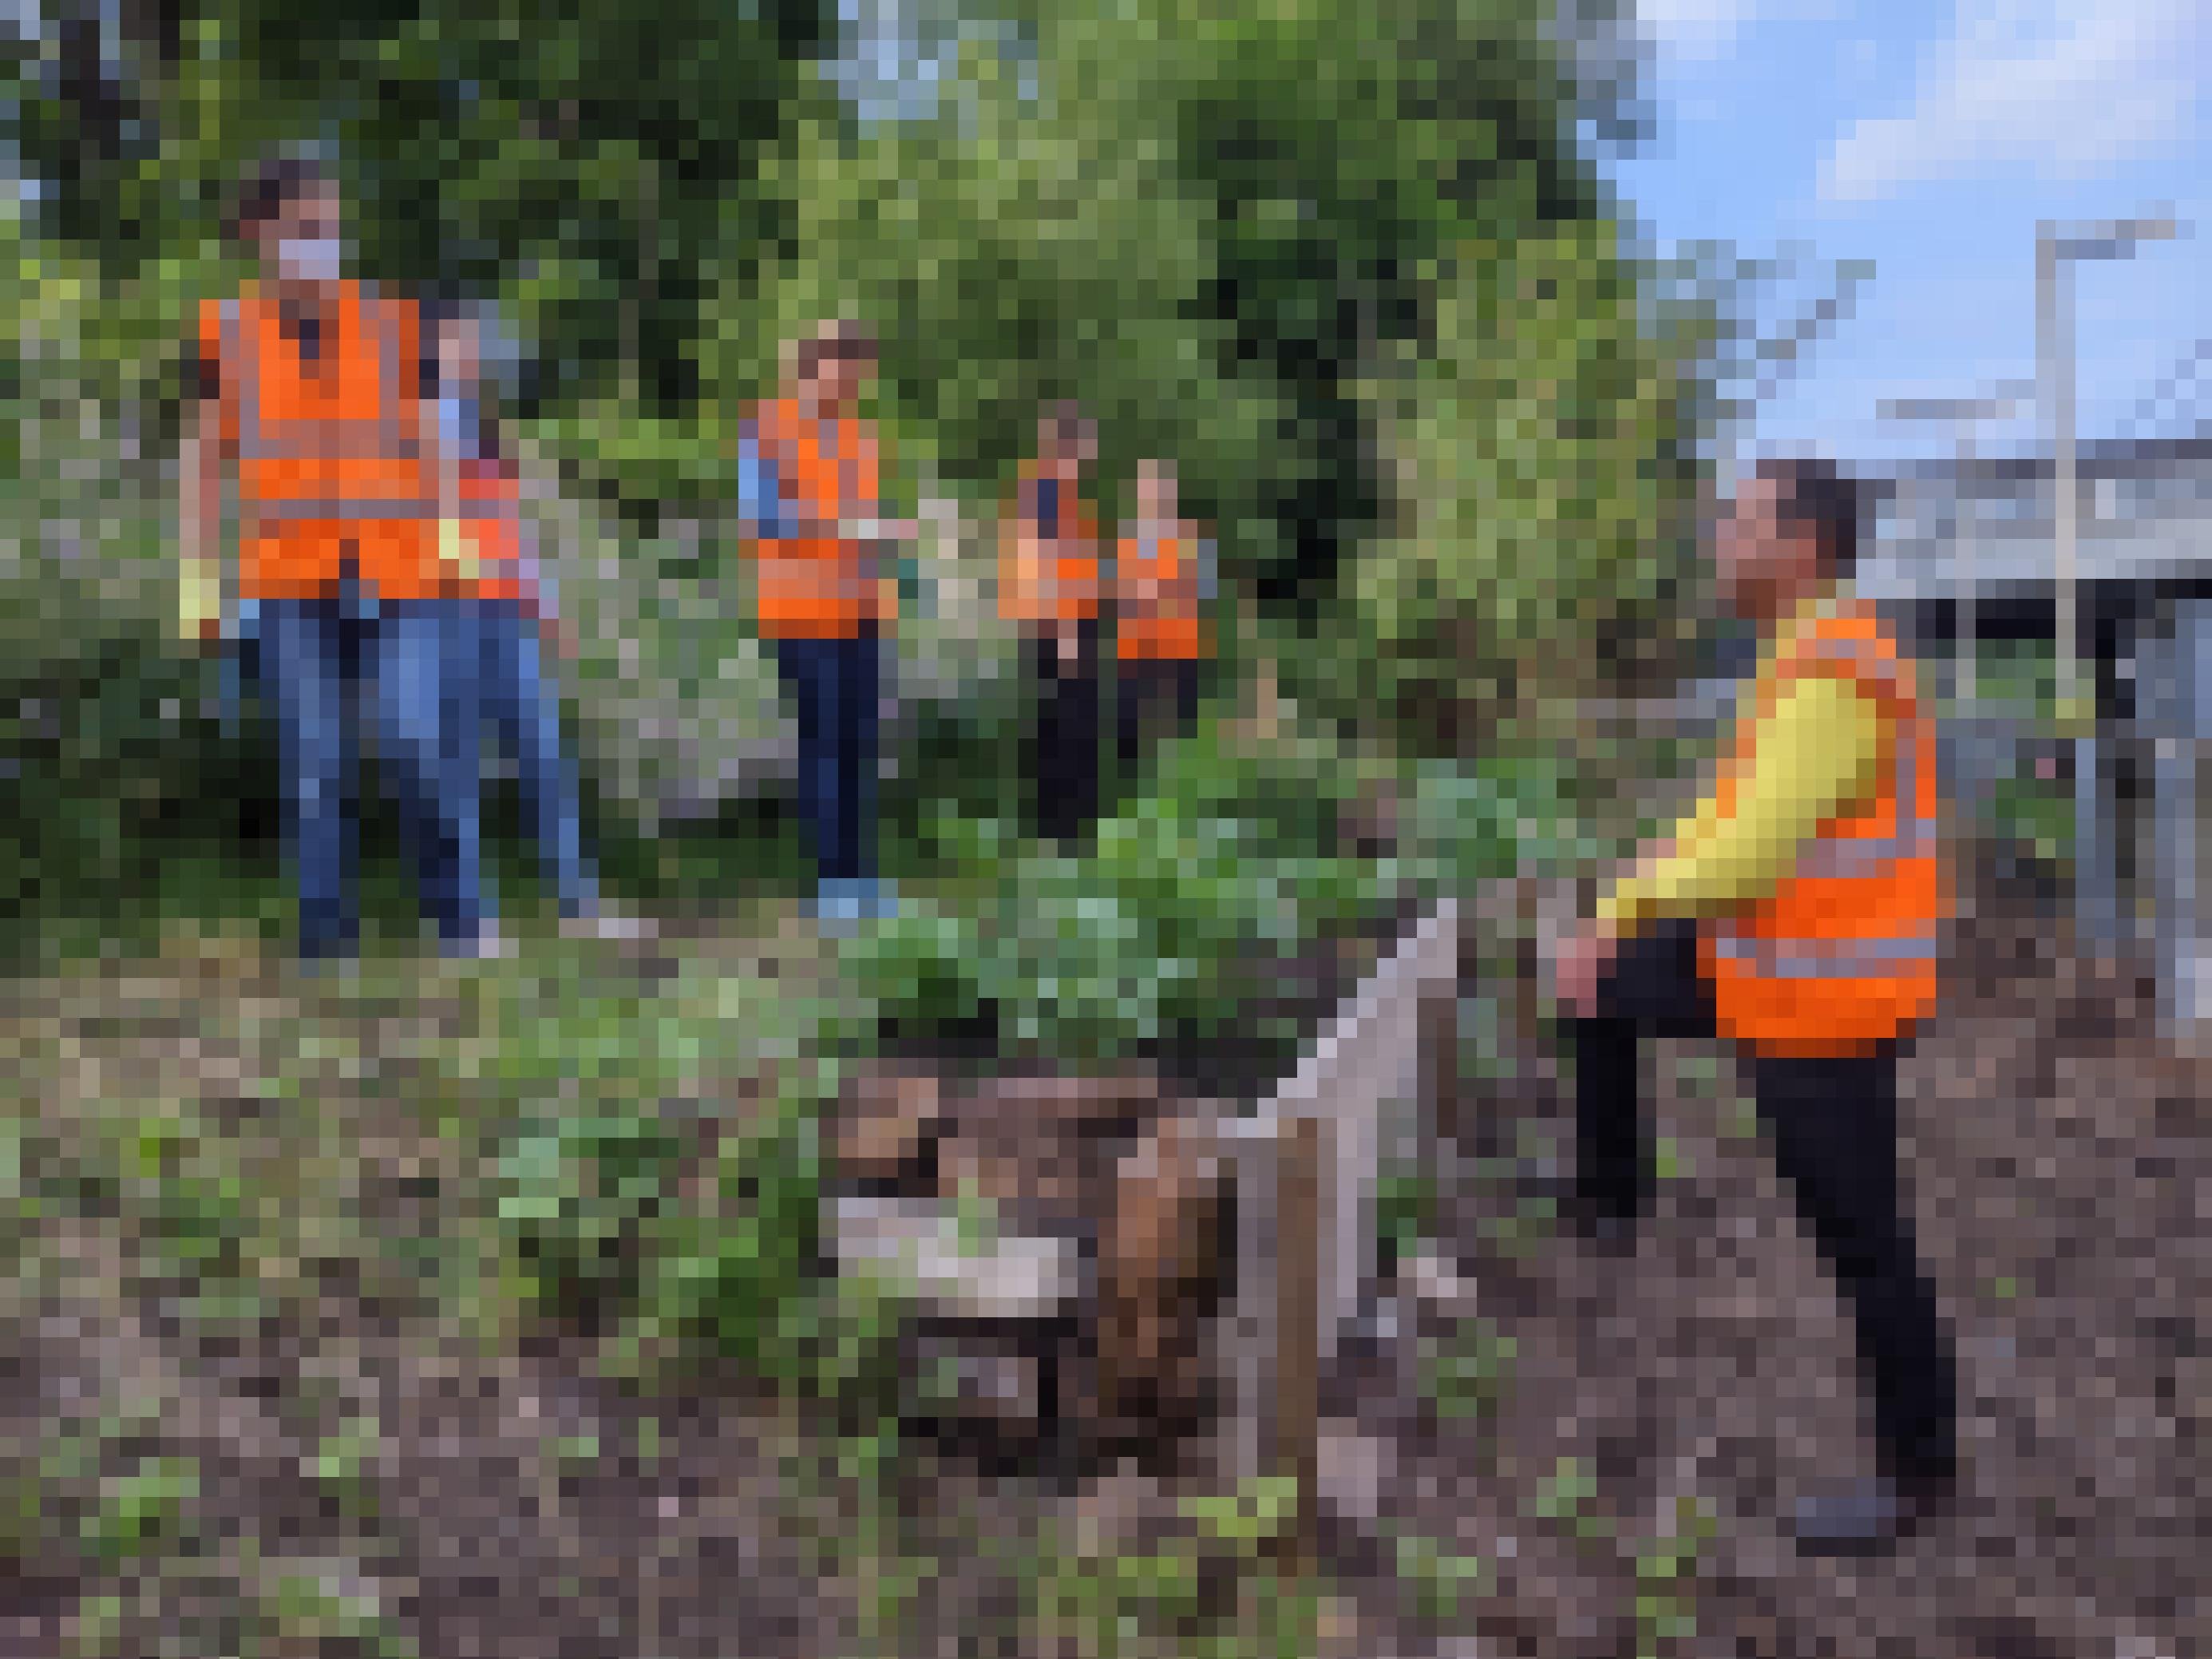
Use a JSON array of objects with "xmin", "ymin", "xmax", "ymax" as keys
[{"xmin": 2036, "ymin": 215, "xmax": 2181, "ymax": 960}]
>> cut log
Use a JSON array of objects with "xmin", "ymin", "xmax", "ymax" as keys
[
  {"xmin": 1094, "ymin": 1112, "xmax": 1230, "ymax": 1435},
  {"xmin": 830, "ymin": 1067, "xmax": 948, "ymax": 1187}
]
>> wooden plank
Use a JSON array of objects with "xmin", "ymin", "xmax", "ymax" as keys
[
  {"xmin": 1273, "ymin": 1113, "xmax": 1321, "ymax": 1585},
  {"xmin": 1223, "ymin": 1110, "xmax": 1280, "ymax": 1484},
  {"xmin": 1265, "ymin": 898, "xmax": 1462, "ymax": 1361},
  {"xmin": 829, "ymin": 1196, "xmax": 1083, "ymax": 1320}
]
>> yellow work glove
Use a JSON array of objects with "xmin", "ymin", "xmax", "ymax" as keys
[
  {"xmin": 180, "ymin": 560, "xmax": 222, "ymax": 645},
  {"xmin": 437, "ymin": 518, "xmax": 481, "ymax": 583}
]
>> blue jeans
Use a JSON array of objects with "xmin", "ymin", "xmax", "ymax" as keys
[
  {"xmin": 473, "ymin": 600, "xmax": 595, "ymax": 917},
  {"xmin": 258, "ymin": 598, "xmax": 485, "ymax": 958},
  {"xmin": 774, "ymin": 632, "xmax": 882, "ymax": 885}
]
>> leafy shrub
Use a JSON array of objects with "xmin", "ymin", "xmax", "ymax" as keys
[
  {"xmin": 635, "ymin": 1095, "xmax": 828, "ymax": 1384},
  {"xmin": 848, "ymin": 778, "xmax": 1401, "ymax": 1073},
  {"xmin": 493, "ymin": 1110, "xmax": 687, "ymax": 1327}
]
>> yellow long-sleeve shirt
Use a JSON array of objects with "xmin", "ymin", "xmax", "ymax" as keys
[{"xmin": 1597, "ymin": 596, "xmax": 1889, "ymax": 935}]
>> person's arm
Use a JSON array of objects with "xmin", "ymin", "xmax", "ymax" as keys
[
  {"xmin": 1596, "ymin": 671, "xmax": 1888, "ymax": 933},
  {"xmin": 178, "ymin": 326, "xmax": 228, "ymax": 646},
  {"xmin": 735, "ymin": 431, "xmax": 783, "ymax": 541},
  {"xmin": 414, "ymin": 309, "xmax": 471, "ymax": 580}
]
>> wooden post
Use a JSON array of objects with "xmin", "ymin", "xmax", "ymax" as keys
[
  {"xmin": 1226, "ymin": 1110, "xmax": 1279, "ymax": 1486},
  {"xmin": 1419, "ymin": 982, "xmax": 1464, "ymax": 1159},
  {"xmin": 1273, "ymin": 1112, "xmax": 1321, "ymax": 1585}
]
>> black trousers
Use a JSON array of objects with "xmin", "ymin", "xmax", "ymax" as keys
[
  {"xmin": 1565, "ymin": 919, "xmax": 1960, "ymax": 1484},
  {"xmin": 1114, "ymin": 656, "xmax": 1201, "ymax": 780},
  {"xmin": 1028, "ymin": 620, "xmax": 1102, "ymax": 845}
]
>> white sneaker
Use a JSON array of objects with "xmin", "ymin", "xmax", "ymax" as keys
[
  {"xmin": 456, "ymin": 925, "xmax": 517, "ymax": 962},
  {"xmin": 560, "ymin": 907, "xmax": 658, "ymax": 944}
]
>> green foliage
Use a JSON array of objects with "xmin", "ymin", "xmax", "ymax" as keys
[
  {"xmin": 1419, "ymin": 1318, "xmax": 1517, "ymax": 1423},
  {"xmin": 494, "ymin": 1108, "xmax": 687, "ymax": 1324},
  {"xmin": 1181, "ymin": 1476, "xmax": 1300, "ymax": 1553},
  {"xmin": 1389, "ymin": 1528, "xmax": 1488, "ymax": 1625},
  {"xmin": 1532, "ymin": 1454, "xmax": 1612, "ymax": 1543},
  {"xmin": 13, "ymin": 2, "xmax": 824, "ymax": 414},
  {"xmin": 1355, "ymin": 224, "xmax": 1700, "ymax": 738},
  {"xmin": 1374, "ymin": 1164, "xmax": 1438, "ymax": 1277},
  {"xmin": 1027, "ymin": 1477, "xmax": 1320, "ymax": 1659},
  {"xmin": 849, "ymin": 721, "xmax": 1403, "ymax": 1069},
  {"xmin": 81, "ymin": 1455, "xmax": 200, "ymax": 1565},
  {"xmin": 1633, "ymin": 1495, "xmax": 1716, "ymax": 1655},
  {"xmin": 636, "ymin": 1099, "xmax": 827, "ymax": 1381},
  {"xmin": 1399, "ymin": 744, "xmax": 1588, "ymax": 886}
]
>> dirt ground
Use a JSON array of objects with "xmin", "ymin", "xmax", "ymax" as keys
[
  {"xmin": 1308, "ymin": 860, "xmax": 2210, "ymax": 1659},
  {"xmin": 2, "ymin": 862, "xmax": 2206, "ymax": 1657}
]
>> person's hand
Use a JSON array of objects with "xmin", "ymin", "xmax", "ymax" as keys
[
  {"xmin": 542, "ymin": 616, "xmax": 580, "ymax": 661},
  {"xmin": 1055, "ymin": 624, "xmax": 1082, "ymax": 670},
  {"xmin": 1549, "ymin": 921, "xmax": 1621, "ymax": 1020}
]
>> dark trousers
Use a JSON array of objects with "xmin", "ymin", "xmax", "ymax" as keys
[
  {"xmin": 1565, "ymin": 919, "xmax": 1960, "ymax": 1484},
  {"xmin": 774, "ymin": 632, "xmax": 882, "ymax": 885},
  {"xmin": 1028, "ymin": 620, "xmax": 1102, "ymax": 845},
  {"xmin": 1114, "ymin": 656, "xmax": 1201, "ymax": 779}
]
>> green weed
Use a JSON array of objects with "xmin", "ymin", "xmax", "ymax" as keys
[
  {"xmin": 1420, "ymin": 1318, "xmax": 1517, "ymax": 1423},
  {"xmin": 1390, "ymin": 1527, "xmax": 1487, "ymax": 1625},
  {"xmin": 1533, "ymin": 1455, "xmax": 1611, "ymax": 1543},
  {"xmin": 1632, "ymin": 1495, "xmax": 1715, "ymax": 1656}
]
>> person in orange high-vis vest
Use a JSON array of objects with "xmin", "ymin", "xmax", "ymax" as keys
[
  {"xmin": 1001, "ymin": 403, "xmax": 1104, "ymax": 845},
  {"xmin": 737, "ymin": 321, "xmax": 916, "ymax": 926},
  {"xmin": 182, "ymin": 154, "xmax": 488, "ymax": 962},
  {"xmin": 427, "ymin": 300, "xmax": 648, "ymax": 945},
  {"xmin": 1549, "ymin": 457, "xmax": 1959, "ymax": 1556},
  {"xmin": 1112, "ymin": 458, "xmax": 1213, "ymax": 786}
]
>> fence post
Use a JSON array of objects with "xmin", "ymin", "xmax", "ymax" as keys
[
  {"xmin": 1227, "ymin": 1111, "xmax": 1279, "ymax": 1486},
  {"xmin": 2164, "ymin": 601, "xmax": 2212, "ymax": 1032},
  {"xmin": 1273, "ymin": 1112, "xmax": 1321, "ymax": 1585}
]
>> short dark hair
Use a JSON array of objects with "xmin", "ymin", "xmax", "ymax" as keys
[
  {"xmin": 1754, "ymin": 455, "xmax": 1860, "ymax": 578},
  {"xmin": 1041, "ymin": 399, "xmax": 1095, "ymax": 451},
  {"xmin": 793, "ymin": 319, "xmax": 878, "ymax": 382},
  {"xmin": 229, "ymin": 152, "xmax": 334, "ymax": 244}
]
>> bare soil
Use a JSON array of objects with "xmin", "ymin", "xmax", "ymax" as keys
[{"xmin": 3, "ymin": 865, "xmax": 2206, "ymax": 1657}]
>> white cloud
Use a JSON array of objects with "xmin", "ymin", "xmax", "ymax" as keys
[
  {"xmin": 1638, "ymin": 0, "xmax": 1768, "ymax": 57},
  {"xmin": 1636, "ymin": 0, "xmax": 1836, "ymax": 61},
  {"xmin": 1818, "ymin": 0, "xmax": 2212, "ymax": 204}
]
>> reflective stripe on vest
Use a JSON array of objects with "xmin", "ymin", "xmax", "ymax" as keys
[
  {"xmin": 1709, "ymin": 928, "xmax": 1940, "ymax": 979},
  {"xmin": 1790, "ymin": 720, "xmax": 1937, "ymax": 878}
]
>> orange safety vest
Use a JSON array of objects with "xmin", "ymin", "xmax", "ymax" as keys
[
  {"xmin": 744, "ymin": 396, "xmax": 890, "ymax": 640},
  {"xmin": 1699, "ymin": 600, "xmax": 1945, "ymax": 1058},
  {"xmin": 201, "ymin": 283, "xmax": 439, "ymax": 602},
  {"xmin": 999, "ymin": 465, "xmax": 1101, "ymax": 625},
  {"xmin": 1114, "ymin": 527, "xmax": 1205, "ymax": 661},
  {"xmin": 457, "ymin": 456, "xmax": 524, "ymax": 604}
]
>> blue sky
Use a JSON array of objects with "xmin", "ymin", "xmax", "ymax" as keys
[{"xmin": 1609, "ymin": 0, "xmax": 2212, "ymax": 463}]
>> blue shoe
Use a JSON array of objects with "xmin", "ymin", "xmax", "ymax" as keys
[
  {"xmin": 858, "ymin": 879, "xmax": 900, "ymax": 923},
  {"xmin": 814, "ymin": 879, "xmax": 865, "ymax": 932}
]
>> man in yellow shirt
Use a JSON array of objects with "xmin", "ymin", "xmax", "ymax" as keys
[{"xmin": 1549, "ymin": 456, "xmax": 1959, "ymax": 1555}]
